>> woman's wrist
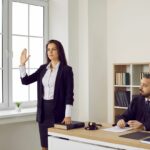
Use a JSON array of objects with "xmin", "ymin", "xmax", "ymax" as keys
[{"xmin": 65, "ymin": 105, "xmax": 72, "ymax": 117}]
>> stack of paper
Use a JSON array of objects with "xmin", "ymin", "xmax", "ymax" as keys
[{"xmin": 102, "ymin": 126, "xmax": 132, "ymax": 133}]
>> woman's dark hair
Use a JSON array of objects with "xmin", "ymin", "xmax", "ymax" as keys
[{"xmin": 46, "ymin": 39, "xmax": 67, "ymax": 66}]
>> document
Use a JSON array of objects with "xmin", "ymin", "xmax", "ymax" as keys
[{"xmin": 102, "ymin": 126, "xmax": 132, "ymax": 133}]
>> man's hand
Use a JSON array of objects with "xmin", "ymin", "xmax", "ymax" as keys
[
  {"xmin": 127, "ymin": 120, "xmax": 144, "ymax": 129},
  {"xmin": 117, "ymin": 119, "xmax": 126, "ymax": 128}
]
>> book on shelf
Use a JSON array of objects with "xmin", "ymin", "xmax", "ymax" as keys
[
  {"xmin": 125, "ymin": 73, "xmax": 130, "ymax": 85},
  {"xmin": 141, "ymin": 137, "xmax": 150, "ymax": 144},
  {"xmin": 140, "ymin": 72, "xmax": 150, "ymax": 79},
  {"xmin": 115, "ymin": 72, "xmax": 130, "ymax": 85},
  {"xmin": 115, "ymin": 91, "xmax": 130, "ymax": 107},
  {"xmin": 54, "ymin": 121, "xmax": 85, "ymax": 130}
]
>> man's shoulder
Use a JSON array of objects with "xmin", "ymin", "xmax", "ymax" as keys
[{"xmin": 132, "ymin": 95, "xmax": 145, "ymax": 102}]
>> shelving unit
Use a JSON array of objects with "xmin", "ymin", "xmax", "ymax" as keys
[{"xmin": 113, "ymin": 63, "xmax": 150, "ymax": 123}]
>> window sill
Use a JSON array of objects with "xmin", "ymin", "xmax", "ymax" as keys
[{"xmin": 0, "ymin": 107, "xmax": 37, "ymax": 125}]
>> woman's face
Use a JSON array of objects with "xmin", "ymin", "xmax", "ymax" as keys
[{"xmin": 47, "ymin": 43, "xmax": 59, "ymax": 61}]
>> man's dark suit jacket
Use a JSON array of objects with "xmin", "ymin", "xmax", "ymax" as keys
[
  {"xmin": 118, "ymin": 95, "xmax": 150, "ymax": 131},
  {"xmin": 21, "ymin": 63, "xmax": 74, "ymax": 123}
]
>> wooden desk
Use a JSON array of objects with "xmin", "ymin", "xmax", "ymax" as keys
[{"xmin": 48, "ymin": 124, "xmax": 150, "ymax": 150}]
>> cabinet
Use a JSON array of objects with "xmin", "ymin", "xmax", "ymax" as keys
[
  {"xmin": 113, "ymin": 63, "xmax": 150, "ymax": 123},
  {"xmin": 48, "ymin": 137, "xmax": 114, "ymax": 150}
]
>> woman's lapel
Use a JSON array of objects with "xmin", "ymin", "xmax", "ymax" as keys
[{"xmin": 54, "ymin": 63, "xmax": 63, "ymax": 99}]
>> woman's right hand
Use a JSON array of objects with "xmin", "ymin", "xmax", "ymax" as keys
[{"xmin": 20, "ymin": 48, "xmax": 30, "ymax": 65}]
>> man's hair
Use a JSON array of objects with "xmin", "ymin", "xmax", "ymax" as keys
[{"xmin": 143, "ymin": 73, "xmax": 150, "ymax": 79}]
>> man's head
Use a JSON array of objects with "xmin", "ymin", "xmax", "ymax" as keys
[{"xmin": 139, "ymin": 73, "xmax": 150, "ymax": 98}]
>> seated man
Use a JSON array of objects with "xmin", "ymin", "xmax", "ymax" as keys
[{"xmin": 117, "ymin": 73, "xmax": 150, "ymax": 131}]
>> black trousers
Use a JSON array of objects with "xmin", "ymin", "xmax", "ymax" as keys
[{"xmin": 38, "ymin": 100, "xmax": 55, "ymax": 148}]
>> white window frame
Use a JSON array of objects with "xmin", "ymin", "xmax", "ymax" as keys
[{"xmin": 0, "ymin": 0, "xmax": 49, "ymax": 110}]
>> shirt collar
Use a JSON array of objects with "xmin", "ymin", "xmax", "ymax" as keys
[
  {"xmin": 46, "ymin": 62, "xmax": 60, "ymax": 70},
  {"xmin": 145, "ymin": 98, "xmax": 150, "ymax": 102}
]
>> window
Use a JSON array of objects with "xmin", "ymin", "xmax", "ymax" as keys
[
  {"xmin": 12, "ymin": 2, "xmax": 44, "ymax": 103},
  {"xmin": 0, "ymin": 0, "xmax": 48, "ymax": 109},
  {"xmin": 0, "ymin": 0, "xmax": 2, "ymax": 104}
]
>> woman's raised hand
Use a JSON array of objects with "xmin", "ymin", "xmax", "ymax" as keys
[{"xmin": 20, "ymin": 48, "xmax": 30, "ymax": 65}]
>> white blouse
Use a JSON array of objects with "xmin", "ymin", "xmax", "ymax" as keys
[{"xmin": 42, "ymin": 62, "xmax": 60, "ymax": 100}]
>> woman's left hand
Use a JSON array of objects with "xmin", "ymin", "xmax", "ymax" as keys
[{"xmin": 61, "ymin": 117, "xmax": 72, "ymax": 125}]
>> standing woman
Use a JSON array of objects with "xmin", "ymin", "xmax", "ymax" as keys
[{"xmin": 19, "ymin": 40, "xmax": 74, "ymax": 150}]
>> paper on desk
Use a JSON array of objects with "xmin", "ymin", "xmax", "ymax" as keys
[{"xmin": 102, "ymin": 126, "xmax": 132, "ymax": 133}]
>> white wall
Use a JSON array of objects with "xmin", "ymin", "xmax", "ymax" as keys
[
  {"xmin": 77, "ymin": 0, "xmax": 89, "ymax": 121},
  {"xmin": 49, "ymin": 0, "xmax": 69, "ymax": 58},
  {"xmin": 0, "ymin": 121, "xmax": 40, "ymax": 150},
  {"xmin": 107, "ymin": 0, "xmax": 150, "ymax": 123},
  {"xmin": 88, "ymin": 0, "xmax": 107, "ymax": 122}
]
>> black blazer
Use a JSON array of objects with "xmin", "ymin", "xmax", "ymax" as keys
[
  {"xmin": 118, "ymin": 95, "xmax": 150, "ymax": 131},
  {"xmin": 21, "ymin": 63, "xmax": 74, "ymax": 123}
]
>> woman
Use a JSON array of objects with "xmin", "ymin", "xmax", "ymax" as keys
[{"xmin": 19, "ymin": 40, "xmax": 74, "ymax": 150}]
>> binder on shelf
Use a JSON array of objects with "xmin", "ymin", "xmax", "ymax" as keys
[
  {"xmin": 115, "ymin": 91, "xmax": 130, "ymax": 107},
  {"xmin": 125, "ymin": 73, "xmax": 130, "ymax": 85}
]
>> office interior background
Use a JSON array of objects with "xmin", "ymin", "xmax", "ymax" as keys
[{"xmin": 0, "ymin": 0, "xmax": 150, "ymax": 149}]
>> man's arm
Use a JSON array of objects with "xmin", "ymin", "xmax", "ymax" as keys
[{"xmin": 118, "ymin": 97, "xmax": 137, "ymax": 122}]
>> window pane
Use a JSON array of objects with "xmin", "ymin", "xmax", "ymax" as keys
[
  {"xmin": 12, "ymin": 2, "xmax": 28, "ymax": 35},
  {"xmin": 0, "ymin": 0, "xmax": 2, "ymax": 104},
  {"xmin": 30, "ymin": 5, "xmax": 43, "ymax": 37},
  {"xmin": 0, "ymin": 34, "xmax": 2, "ymax": 68},
  {"xmin": 29, "ymin": 69, "xmax": 37, "ymax": 101},
  {"xmin": 0, "ymin": 0, "xmax": 2, "ymax": 33},
  {"xmin": 29, "ymin": 37, "xmax": 43, "ymax": 68},
  {"xmin": 0, "ymin": 35, "xmax": 2, "ymax": 103},
  {"xmin": 0, "ymin": 70, "xmax": 2, "ymax": 103},
  {"xmin": 12, "ymin": 69, "xmax": 28, "ymax": 102},
  {"xmin": 12, "ymin": 36, "xmax": 28, "ymax": 68}
]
